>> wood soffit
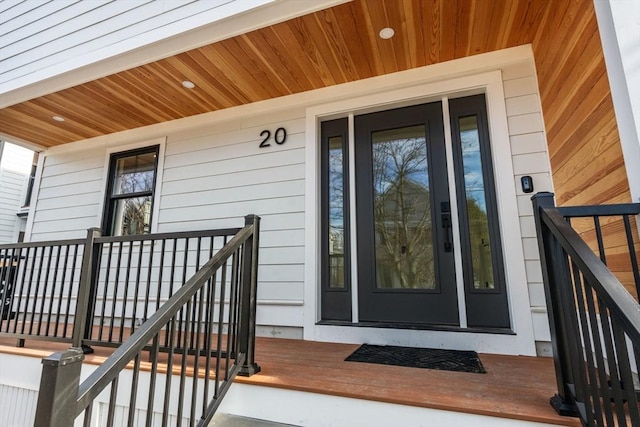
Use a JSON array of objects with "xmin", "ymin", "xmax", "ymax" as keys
[{"xmin": 0, "ymin": 0, "xmax": 585, "ymax": 148}]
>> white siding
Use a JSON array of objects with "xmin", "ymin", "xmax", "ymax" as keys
[
  {"xmin": 0, "ymin": 0, "xmax": 272, "ymax": 93},
  {"xmin": 0, "ymin": 141, "xmax": 32, "ymax": 243},
  {"xmin": 29, "ymin": 148, "xmax": 104, "ymax": 240},
  {"xmin": 502, "ymin": 60, "xmax": 554, "ymax": 343},
  {"xmin": 160, "ymin": 111, "xmax": 307, "ymax": 316}
]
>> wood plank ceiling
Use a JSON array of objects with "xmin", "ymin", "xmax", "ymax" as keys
[{"xmin": 1, "ymin": 0, "xmax": 559, "ymax": 148}]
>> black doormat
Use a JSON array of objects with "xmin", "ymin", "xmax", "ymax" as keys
[{"xmin": 345, "ymin": 344, "xmax": 486, "ymax": 374}]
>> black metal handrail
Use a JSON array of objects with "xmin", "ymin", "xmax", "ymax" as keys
[
  {"xmin": 533, "ymin": 192, "xmax": 639, "ymax": 426},
  {"xmin": 33, "ymin": 215, "xmax": 261, "ymax": 427}
]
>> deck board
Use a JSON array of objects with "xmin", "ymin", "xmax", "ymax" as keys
[{"xmin": 0, "ymin": 336, "xmax": 580, "ymax": 426}]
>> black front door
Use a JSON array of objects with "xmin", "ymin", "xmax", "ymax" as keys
[{"xmin": 354, "ymin": 102, "xmax": 459, "ymax": 325}]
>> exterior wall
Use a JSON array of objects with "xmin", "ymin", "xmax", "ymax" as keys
[
  {"xmin": 0, "ymin": 141, "xmax": 32, "ymax": 243},
  {"xmin": 26, "ymin": 47, "xmax": 551, "ymax": 354},
  {"xmin": 503, "ymin": 63, "xmax": 554, "ymax": 347}
]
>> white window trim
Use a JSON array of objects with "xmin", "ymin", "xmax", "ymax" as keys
[
  {"xmin": 97, "ymin": 137, "xmax": 167, "ymax": 235},
  {"xmin": 305, "ymin": 69, "xmax": 536, "ymax": 356}
]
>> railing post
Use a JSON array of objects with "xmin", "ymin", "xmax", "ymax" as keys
[
  {"xmin": 238, "ymin": 214, "xmax": 261, "ymax": 376},
  {"xmin": 73, "ymin": 227, "xmax": 101, "ymax": 352},
  {"xmin": 531, "ymin": 192, "xmax": 577, "ymax": 416},
  {"xmin": 34, "ymin": 347, "xmax": 84, "ymax": 427}
]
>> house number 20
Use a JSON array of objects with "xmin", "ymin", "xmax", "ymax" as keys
[{"xmin": 259, "ymin": 127, "xmax": 287, "ymax": 148}]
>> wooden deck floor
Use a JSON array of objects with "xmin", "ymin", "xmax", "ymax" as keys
[{"xmin": 0, "ymin": 336, "xmax": 580, "ymax": 426}]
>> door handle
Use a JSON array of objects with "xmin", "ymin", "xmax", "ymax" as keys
[{"xmin": 441, "ymin": 202, "xmax": 452, "ymax": 252}]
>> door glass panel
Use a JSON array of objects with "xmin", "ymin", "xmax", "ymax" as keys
[
  {"xmin": 459, "ymin": 115, "xmax": 495, "ymax": 289},
  {"xmin": 328, "ymin": 136, "xmax": 346, "ymax": 288},
  {"xmin": 371, "ymin": 125, "xmax": 435, "ymax": 289}
]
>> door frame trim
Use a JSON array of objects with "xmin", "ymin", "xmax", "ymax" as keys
[{"xmin": 304, "ymin": 50, "xmax": 537, "ymax": 355}]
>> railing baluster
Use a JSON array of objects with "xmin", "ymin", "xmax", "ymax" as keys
[
  {"xmin": 131, "ymin": 240, "xmax": 145, "ymax": 335},
  {"xmin": 202, "ymin": 269, "xmax": 217, "ymax": 414},
  {"xmin": 36, "ymin": 245, "xmax": 54, "ymax": 335},
  {"xmin": 109, "ymin": 241, "xmax": 123, "ymax": 342},
  {"xmin": 127, "ymin": 353, "xmax": 141, "ymax": 427},
  {"xmin": 190, "ymin": 283, "xmax": 205, "ymax": 425},
  {"xmin": 54, "ymin": 245, "xmax": 69, "ymax": 337},
  {"xmin": 162, "ymin": 315, "xmax": 176, "ymax": 427},
  {"xmin": 145, "ymin": 334, "xmax": 160, "ymax": 427},
  {"xmin": 166, "ymin": 239, "xmax": 178, "ymax": 349},
  {"xmin": 157, "ymin": 238, "xmax": 167, "ymax": 314},
  {"xmin": 583, "ymin": 281, "xmax": 615, "ymax": 426},
  {"xmin": 45, "ymin": 245, "xmax": 62, "ymax": 336},
  {"xmin": 106, "ymin": 376, "xmax": 119, "ymax": 426},
  {"xmin": 14, "ymin": 246, "xmax": 33, "ymax": 334},
  {"xmin": 64, "ymin": 244, "xmax": 80, "ymax": 339},
  {"xmin": 176, "ymin": 298, "xmax": 192, "ymax": 425},
  {"xmin": 83, "ymin": 401, "xmax": 93, "ymax": 427},
  {"xmin": 143, "ymin": 239, "xmax": 155, "ymax": 326},
  {"xmin": 120, "ymin": 241, "xmax": 135, "ymax": 343},
  {"xmin": 27, "ymin": 246, "xmax": 46, "ymax": 335},
  {"xmin": 622, "ymin": 215, "xmax": 640, "ymax": 298},
  {"xmin": 593, "ymin": 216, "xmax": 607, "ymax": 264},
  {"xmin": 99, "ymin": 242, "xmax": 114, "ymax": 342}
]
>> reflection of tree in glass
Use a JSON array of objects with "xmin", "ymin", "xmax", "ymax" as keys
[
  {"xmin": 327, "ymin": 140, "xmax": 346, "ymax": 288},
  {"xmin": 120, "ymin": 197, "xmax": 151, "ymax": 235},
  {"xmin": 372, "ymin": 134, "xmax": 435, "ymax": 289},
  {"xmin": 115, "ymin": 157, "xmax": 154, "ymax": 235},
  {"xmin": 466, "ymin": 196, "xmax": 494, "ymax": 289},
  {"xmin": 328, "ymin": 144, "xmax": 345, "ymax": 252}
]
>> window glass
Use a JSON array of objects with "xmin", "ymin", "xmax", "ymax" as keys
[
  {"xmin": 328, "ymin": 136, "xmax": 346, "ymax": 288},
  {"xmin": 458, "ymin": 115, "xmax": 495, "ymax": 289},
  {"xmin": 104, "ymin": 147, "xmax": 158, "ymax": 236}
]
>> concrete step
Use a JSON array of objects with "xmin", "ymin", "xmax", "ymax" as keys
[{"xmin": 211, "ymin": 413, "xmax": 299, "ymax": 427}]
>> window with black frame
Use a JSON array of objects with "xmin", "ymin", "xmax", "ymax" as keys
[{"xmin": 103, "ymin": 146, "xmax": 159, "ymax": 236}]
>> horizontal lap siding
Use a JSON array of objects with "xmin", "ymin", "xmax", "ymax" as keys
[
  {"xmin": 502, "ymin": 61, "xmax": 554, "ymax": 342},
  {"xmin": 29, "ymin": 149, "xmax": 104, "ymax": 240},
  {"xmin": 0, "ymin": 0, "xmax": 247, "ymax": 89},
  {"xmin": 159, "ymin": 110, "xmax": 306, "ymax": 325}
]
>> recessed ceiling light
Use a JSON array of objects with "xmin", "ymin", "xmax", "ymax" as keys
[
  {"xmin": 379, "ymin": 27, "xmax": 395, "ymax": 39},
  {"xmin": 52, "ymin": 115, "xmax": 65, "ymax": 122},
  {"xmin": 182, "ymin": 80, "xmax": 195, "ymax": 89}
]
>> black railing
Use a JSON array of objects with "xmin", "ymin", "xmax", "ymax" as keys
[
  {"xmin": 0, "ymin": 238, "xmax": 85, "ymax": 345},
  {"xmin": 85, "ymin": 227, "xmax": 245, "ymax": 349},
  {"xmin": 33, "ymin": 214, "xmax": 261, "ymax": 427},
  {"xmin": 533, "ymin": 193, "xmax": 639, "ymax": 426},
  {"xmin": 0, "ymin": 226, "xmax": 255, "ymax": 351}
]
